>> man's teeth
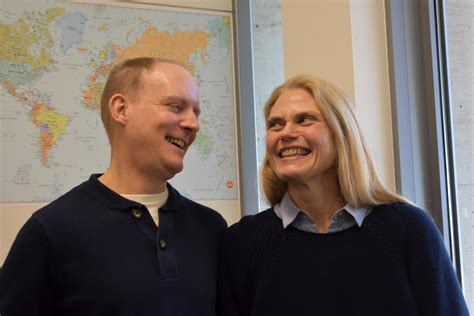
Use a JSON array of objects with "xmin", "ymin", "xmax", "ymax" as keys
[
  {"xmin": 166, "ymin": 136, "xmax": 185, "ymax": 149},
  {"xmin": 280, "ymin": 148, "xmax": 310, "ymax": 158}
]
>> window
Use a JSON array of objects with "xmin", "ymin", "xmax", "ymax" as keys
[
  {"xmin": 445, "ymin": 0, "xmax": 474, "ymax": 308},
  {"xmin": 386, "ymin": 0, "xmax": 472, "ymax": 310}
]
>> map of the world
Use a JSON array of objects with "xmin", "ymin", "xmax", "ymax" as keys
[{"xmin": 0, "ymin": 0, "xmax": 238, "ymax": 202}]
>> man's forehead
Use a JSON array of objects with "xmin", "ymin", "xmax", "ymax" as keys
[
  {"xmin": 147, "ymin": 78, "xmax": 200, "ymax": 105},
  {"xmin": 143, "ymin": 63, "xmax": 197, "ymax": 86},
  {"xmin": 151, "ymin": 61, "xmax": 192, "ymax": 77}
]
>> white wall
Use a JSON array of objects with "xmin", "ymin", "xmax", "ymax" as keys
[
  {"xmin": 281, "ymin": 0, "xmax": 355, "ymax": 100},
  {"xmin": 350, "ymin": 0, "xmax": 395, "ymax": 190}
]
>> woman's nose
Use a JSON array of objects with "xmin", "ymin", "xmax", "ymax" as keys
[{"xmin": 279, "ymin": 122, "xmax": 298, "ymax": 141}]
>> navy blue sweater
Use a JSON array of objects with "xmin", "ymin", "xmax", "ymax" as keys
[
  {"xmin": 0, "ymin": 174, "xmax": 227, "ymax": 316},
  {"xmin": 218, "ymin": 203, "xmax": 469, "ymax": 316}
]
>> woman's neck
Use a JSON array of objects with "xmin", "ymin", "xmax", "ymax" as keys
[{"xmin": 287, "ymin": 174, "xmax": 345, "ymax": 233}]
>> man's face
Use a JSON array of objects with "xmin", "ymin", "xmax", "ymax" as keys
[{"xmin": 124, "ymin": 63, "xmax": 200, "ymax": 182}]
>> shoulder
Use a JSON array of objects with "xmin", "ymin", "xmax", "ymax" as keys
[
  {"xmin": 184, "ymin": 196, "xmax": 227, "ymax": 228},
  {"xmin": 228, "ymin": 208, "xmax": 280, "ymax": 236},
  {"xmin": 366, "ymin": 202, "xmax": 445, "ymax": 257},
  {"xmin": 391, "ymin": 203, "xmax": 446, "ymax": 251},
  {"xmin": 169, "ymin": 185, "xmax": 227, "ymax": 229},
  {"xmin": 220, "ymin": 208, "xmax": 283, "ymax": 270},
  {"xmin": 31, "ymin": 181, "xmax": 89, "ymax": 225},
  {"xmin": 223, "ymin": 208, "xmax": 282, "ymax": 251},
  {"xmin": 369, "ymin": 202, "xmax": 440, "ymax": 234}
]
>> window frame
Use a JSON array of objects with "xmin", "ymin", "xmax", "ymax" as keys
[{"xmin": 385, "ymin": 0, "xmax": 463, "ymax": 285}]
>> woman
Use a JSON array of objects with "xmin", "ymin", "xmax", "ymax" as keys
[{"xmin": 218, "ymin": 75, "xmax": 468, "ymax": 316}]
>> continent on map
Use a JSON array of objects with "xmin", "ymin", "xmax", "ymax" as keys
[
  {"xmin": 82, "ymin": 43, "xmax": 119, "ymax": 109},
  {"xmin": 1, "ymin": 80, "xmax": 28, "ymax": 103},
  {"xmin": 82, "ymin": 26, "xmax": 209, "ymax": 109},
  {"xmin": 0, "ymin": 7, "xmax": 66, "ymax": 86},
  {"xmin": 117, "ymin": 26, "xmax": 209, "ymax": 74},
  {"xmin": 30, "ymin": 103, "xmax": 69, "ymax": 165},
  {"xmin": 194, "ymin": 129, "xmax": 214, "ymax": 156},
  {"xmin": 208, "ymin": 16, "xmax": 231, "ymax": 47},
  {"xmin": 56, "ymin": 12, "xmax": 87, "ymax": 54},
  {"xmin": 98, "ymin": 23, "xmax": 111, "ymax": 32}
]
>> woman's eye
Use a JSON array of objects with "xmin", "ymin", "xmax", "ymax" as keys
[
  {"xmin": 298, "ymin": 116, "xmax": 313, "ymax": 124},
  {"xmin": 267, "ymin": 121, "xmax": 283, "ymax": 130}
]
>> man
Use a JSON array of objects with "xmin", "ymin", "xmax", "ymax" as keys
[{"xmin": 0, "ymin": 57, "xmax": 227, "ymax": 315}]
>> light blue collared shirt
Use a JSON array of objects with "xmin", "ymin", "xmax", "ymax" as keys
[{"xmin": 273, "ymin": 192, "xmax": 371, "ymax": 233}]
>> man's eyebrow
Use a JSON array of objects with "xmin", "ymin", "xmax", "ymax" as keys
[{"xmin": 160, "ymin": 96, "xmax": 186, "ymax": 104}]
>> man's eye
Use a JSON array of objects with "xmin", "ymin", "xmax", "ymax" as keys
[{"xmin": 169, "ymin": 103, "xmax": 182, "ymax": 112}]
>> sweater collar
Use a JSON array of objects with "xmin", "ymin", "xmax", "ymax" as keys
[{"xmin": 79, "ymin": 174, "xmax": 182, "ymax": 212}]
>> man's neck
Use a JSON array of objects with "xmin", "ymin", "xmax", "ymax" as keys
[{"xmin": 99, "ymin": 169, "xmax": 167, "ymax": 195}]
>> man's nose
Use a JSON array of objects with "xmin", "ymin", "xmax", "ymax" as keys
[{"xmin": 181, "ymin": 109, "xmax": 200, "ymax": 132}]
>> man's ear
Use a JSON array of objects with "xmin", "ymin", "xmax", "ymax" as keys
[{"xmin": 108, "ymin": 94, "xmax": 129, "ymax": 126}]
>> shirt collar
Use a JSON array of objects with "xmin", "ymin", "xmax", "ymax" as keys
[
  {"xmin": 273, "ymin": 191, "xmax": 369, "ymax": 229},
  {"xmin": 274, "ymin": 192, "xmax": 300, "ymax": 228},
  {"xmin": 343, "ymin": 204, "xmax": 368, "ymax": 227}
]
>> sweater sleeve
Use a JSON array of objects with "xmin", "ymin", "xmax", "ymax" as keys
[
  {"xmin": 0, "ymin": 217, "xmax": 55, "ymax": 316},
  {"xmin": 401, "ymin": 205, "xmax": 469, "ymax": 316}
]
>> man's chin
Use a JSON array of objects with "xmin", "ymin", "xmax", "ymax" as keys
[{"xmin": 163, "ymin": 163, "xmax": 184, "ymax": 179}]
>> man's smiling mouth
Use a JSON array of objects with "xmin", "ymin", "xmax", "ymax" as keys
[{"xmin": 166, "ymin": 136, "xmax": 185, "ymax": 149}]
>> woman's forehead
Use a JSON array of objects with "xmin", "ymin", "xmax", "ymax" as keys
[{"xmin": 270, "ymin": 89, "xmax": 320, "ymax": 115}]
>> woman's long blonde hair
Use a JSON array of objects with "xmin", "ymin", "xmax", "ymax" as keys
[{"xmin": 261, "ymin": 75, "xmax": 409, "ymax": 207}]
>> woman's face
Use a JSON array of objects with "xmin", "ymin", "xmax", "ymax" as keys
[{"xmin": 266, "ymin": 88, "xmax": 337, "ymax": 186}]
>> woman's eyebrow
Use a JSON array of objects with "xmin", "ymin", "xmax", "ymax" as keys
[
  {"xmin": 295, "ymin": 110, "xmax": 319, "ymax": 116},
  {"xmin": 266, "ymin": 115, "xmax": 282, "ymax": 122},
  {"xmin": 266, "ymin": 116, "xmax": 284, "ymax": 126}
]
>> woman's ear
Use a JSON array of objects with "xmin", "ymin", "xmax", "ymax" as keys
[{"xmin": 108, "ymin": 93, "xmax": 128, "ymax": 126}]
